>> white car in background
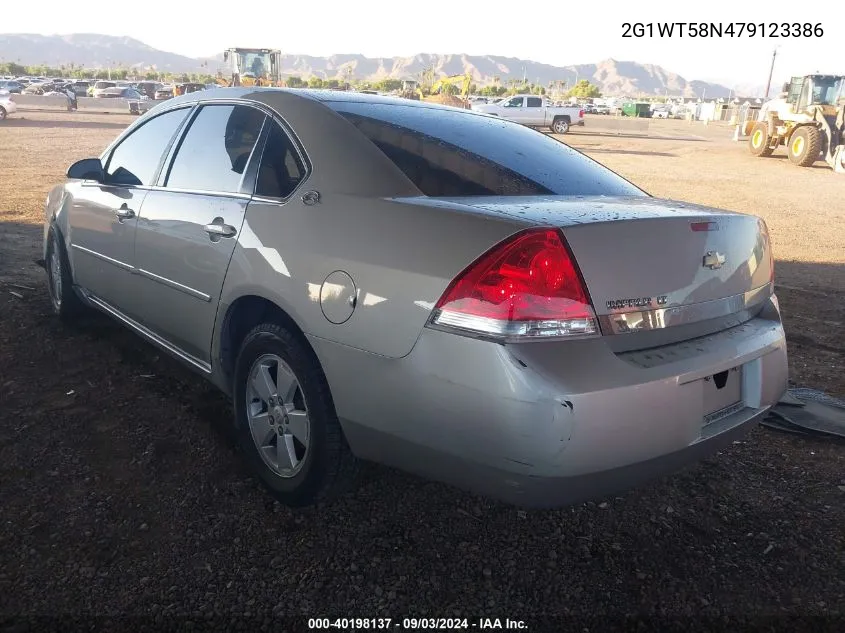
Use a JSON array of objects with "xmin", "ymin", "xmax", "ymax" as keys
[
  {"xmin": 472, "ymin": 94, "xmax": 584, "ymax": 134},
  {"xmin": 0, "ymin": 90, "xmax": 18, "ymax": 120}
]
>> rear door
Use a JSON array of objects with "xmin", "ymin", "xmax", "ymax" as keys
[
  {"xmin": 525, "ymin": 96, "xmax": 544, "ymax": 125},
  {"xmin": 68, "ymin": 106, "xmax": 192, "ymax": 310},
  {"xmin": 129, "ymin": 103, "xmax": 266, "ymax": 366}
]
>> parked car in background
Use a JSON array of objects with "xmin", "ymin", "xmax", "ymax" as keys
[
  {"xmin": 68, "ymin": 81, "xmax": 91, "ymax": 97},
  {"xmin": 0, "ymin": 92, "xmax": 18, "ymax": 120},
  {"xmin": 472, "ymin": 94, "xmax": 585, "ymax": 133},
  {"xmin": 91, "ymin": 81, "xmax": 118, "ymax": 98},
  {"xmin": 43, "ymin": 89, "xmax": 787, "ymax": 509},
  {"xmin": 593, "ymin": 105, "xmax": 611, "ymax": 115},
  {"xmin": 0, "ymin": 80, "xmax": 24, "ymax": 94},
  {"xmin": 133, "ymin": 82, "xmax": 163, "ymax": 100},
  {"xmin": 652, "ymin": 108, "xmax": 670, "ymax": 119},
  {"xmin": 155, "ymin": 84, "xmax": 175, "ymax": 100},
  {"xmin": 22, "ymin": 81, "xmax": 55, "ymax": 95},
  {"xmin": 95, "ymin": 87, "xmax": 143, "ymax": 100}
]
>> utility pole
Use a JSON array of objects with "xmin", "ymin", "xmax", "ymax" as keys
[{"xmin": 764, "ymin": 46, "xmax": 778, "ymax": 99}]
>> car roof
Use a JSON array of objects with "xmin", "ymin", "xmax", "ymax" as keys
[{"xmin": 162, "ymin": 86, "xmax": 483, "ymax": 116}]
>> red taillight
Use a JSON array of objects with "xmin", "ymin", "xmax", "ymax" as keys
[
  {"xmin": 429, "ymin": 229, "xmax": 598, "ymax": 339},
  {"xmin": 579, "ymin": 109, "xmax": 584, "ymax": 118}
]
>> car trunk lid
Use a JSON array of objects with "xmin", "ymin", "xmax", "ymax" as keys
[{"xmin": 435, "ymin": 195, "xmax": 774, "ymax": 348}]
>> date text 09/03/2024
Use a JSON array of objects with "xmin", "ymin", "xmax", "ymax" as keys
[
  {"xmin": 622, "ymin": 22, "xmax": 824, "ymax": 38},
  {"xmin": 308, "ymin": 618, "xmax": 527, "ymax": 630}
]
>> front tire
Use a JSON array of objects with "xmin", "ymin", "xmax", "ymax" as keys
[
  {"xmin": 748, "ymin": 122, "xmax": 774, "ymax": 157},
  {"xmin": 551, "ymin": 117, "xmax": 570, "ymax": 134},
  {"xmin": 233, "ymin": 323, "xmax": 358, "ymax": 507},
  {"xmin": 45, "ymin": 225, "xmax": 86, "ymax": 321},
  {"xmin": 787, "ymin": 126, "xmax": 822, "ymax": 167}
]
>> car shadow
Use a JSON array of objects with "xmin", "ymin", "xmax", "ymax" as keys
[{"xmin": 764, "ymin": 154, "xmax": 832, "ymax": 170}]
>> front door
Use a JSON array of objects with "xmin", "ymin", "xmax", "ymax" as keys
[
  {"xmin": 130, "ymin": 103, "xmax": 266, "ymax": 366},
  {"xmin": 68, "ymin": 107, "xmax": 193, "ymax": 311}
]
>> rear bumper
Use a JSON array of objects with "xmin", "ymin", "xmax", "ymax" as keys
[
  {"xmin": 1, "ymin": 100, "xmax": 17, "ymax": 114},
  {"xmin": 310, "ymin": 301, "xmax": 788, "ymax": 507}
]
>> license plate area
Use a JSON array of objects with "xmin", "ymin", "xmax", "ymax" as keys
[{"xmin": 702, "ymin": 366, "xmax": 743, "ymax": 426}]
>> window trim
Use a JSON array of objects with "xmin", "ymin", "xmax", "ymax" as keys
[
  {"xmin": 247, "ymin": 115, "xmax": 311, "ymax": 204},
  {"xmin": 96, "ymin": 104, "xmax": 196, "ymax": 191},
  {"xmin": 157, "ymin": 102, "xmax": 267, "ymax": 197},
  {"xmin": 150, "ymin": 99, "xmax": 312, "ymax": 201}
]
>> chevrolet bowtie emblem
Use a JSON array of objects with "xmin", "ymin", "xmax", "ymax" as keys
[{"xmin": 703, "ymin": 251, "xmax": 726, "ymax": 270}]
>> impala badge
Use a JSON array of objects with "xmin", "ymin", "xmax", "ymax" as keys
[{"xmin": 703, "ymin": 251, "xmax": 726, "ymax": 270}]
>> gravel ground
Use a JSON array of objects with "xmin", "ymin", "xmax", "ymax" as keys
[
  {"xmin": 1, "ymin": 111, "xmax": 844, "ymax": 631},
  {"xmin": 1, "ymin": 269, "xmax": 844, "ymax": 632}
]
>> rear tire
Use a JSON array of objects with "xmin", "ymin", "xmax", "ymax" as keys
[
  {"xmin": 45, "ymin": 225, "xmax": 87, "ymax": 322},
  {"xmin": 551, "ymin": 117, "xmax": 570, "ymax": 134},
  {"xmin": 748, "ymin": 122, "xmax": 774, "ymax": 157},
  {"xmin": 787, "ymin": 126, "xmax": 822, "ymax": 167},
  {"xmin": 0, "ymin": 107, "xmax": 6, "ymax": 121},
  {"xmin": 233, "ymin": 323, "xmax": 359, "ymax": 507}
]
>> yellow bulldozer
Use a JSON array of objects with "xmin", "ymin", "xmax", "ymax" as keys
[
  {"xmin": 749, "ymin": 74, "xmax": 845, "ymax": 173},
  {"xmin": 216, "ymin": 48, "xmax": 283, "ymax": 88},
  {"xmin": 422, "ymin": 73, "xmax": 473, "ymax": 109}
]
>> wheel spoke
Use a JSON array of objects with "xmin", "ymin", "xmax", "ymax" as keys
[
  {"xmin": 249, "ymin": 411, "xmax": 274, "ymax": 447},
  {"xmin": 277, "ymin": 433, "xmax": 297, "ymax": 471},
  {"xmin": 286, "ymin": 410, "xmax": 309, "ymax": 445},
  {"xmin": 276, "ymin": 363, "xmax": 298, "ymax": 403},
  {"xmin": 252, "ymin": 363, "xmax": 276, "ymax": 403}
]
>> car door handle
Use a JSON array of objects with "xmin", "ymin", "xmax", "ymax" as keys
[
  {"xmin": 114, "ymin": 204, "xmax": 135, "ymax": 221},
  {"xmin": 203, "ymin": 223, "xmax": 237, "ymax": 238}
]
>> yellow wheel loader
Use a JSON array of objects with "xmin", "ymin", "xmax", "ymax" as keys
[
  {"xmin": 749, "ymin": 74, "xmax": 845, "ymax": 173},
  {"xmin": 216, "ymin": 48, "xmax": 283, "ymax": 88}
]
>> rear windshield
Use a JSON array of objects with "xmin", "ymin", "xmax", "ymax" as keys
[{"xmin": 330, "ymin": 102, "xmax": 646, "ymax": 198}]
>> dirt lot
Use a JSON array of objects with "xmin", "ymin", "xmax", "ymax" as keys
[{"xmin": 1, "ymin": 111, "xmax": 844, "ymax": 628}]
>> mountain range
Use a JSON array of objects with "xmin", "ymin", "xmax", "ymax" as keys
[{"xmin": 1, "ymin": 33, "xmax": 753, "ymax": 98}]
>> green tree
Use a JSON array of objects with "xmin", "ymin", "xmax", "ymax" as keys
[
  {"xmin": 286, "ymin": 75, "xmax": 305, "ymax": 88},
  {"xmin": 375, "ymin": 79, "xmax": 402, "ymax": 92},
  {"xmin": 566, "ymin": 79, "xmax": 602, "ymax": 99},
  {"xmin": 307, "ymin": 76, "xmax": 325, "ymax": 88}
]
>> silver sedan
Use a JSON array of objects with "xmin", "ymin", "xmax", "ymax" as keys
[{"xmin": 43, "ymin": 88, "xmax": 788, "ymax": 508}]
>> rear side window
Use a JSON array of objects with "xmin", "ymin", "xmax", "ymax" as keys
[
  {"xmin": 332, "ymin": 103, "xmax": 645, "ymax": 197},
  {"xmin": 527, "ymin": 97, "xmax": 542, "ymax": 107},
  {"xmin": 166, "ymin": 104, "xmax": 265, "ymax": 194},
  {"xmin": 255, "ymin": 122, "xmax": 307, "ymax": 199},
  {"xmin": 105, "ymin": 107, "xmax": 191, "ymax": 187}
]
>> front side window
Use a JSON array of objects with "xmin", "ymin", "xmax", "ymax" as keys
[
  {"xmin": 333, "ymin": 103, "xmax": 646, "ymax": 198},
  {"xmin": 255, "ymin": 122, "xmax": 307, "ymax": 199},
  {"xmin": 166, "ymin": 104, "xmax": 265, "ymax": 194},
  {"xmin": 504, "ymin": 97, "xmax": 523, "ymax": 108},
  {"xmin": 105, "ymin": 107, "xmax": 192, "ymax": 187}
]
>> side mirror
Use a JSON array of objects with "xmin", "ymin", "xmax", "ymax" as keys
[{"xmin": 67, "ymin": 158, "xmax": 105, "ymax": 183}]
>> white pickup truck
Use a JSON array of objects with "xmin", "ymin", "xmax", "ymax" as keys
[{"xmin": 472, "ymin": 95, "xmax": 585, "ymax": 134}]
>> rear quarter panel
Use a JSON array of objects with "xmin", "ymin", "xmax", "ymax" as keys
[{"xmin": 221, "ymin": 195, "xmax": 529, "ymax": 359}]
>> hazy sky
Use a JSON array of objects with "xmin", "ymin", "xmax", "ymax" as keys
[{"xmin": 3, "ymin": 0, "xmax": 838, "ymax": 86}]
